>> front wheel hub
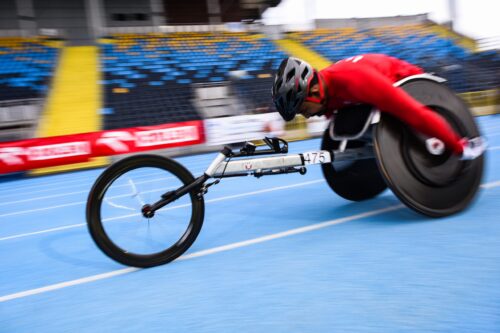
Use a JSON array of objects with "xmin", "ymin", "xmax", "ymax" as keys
[{"xmin": 141, "ymin": 204, "xmax": 155, "ymax": 218}]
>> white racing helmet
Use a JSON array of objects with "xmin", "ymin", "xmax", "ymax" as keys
[{"xmin": 272, "ymin": 57, "xmax": 315, "ymax": 121}]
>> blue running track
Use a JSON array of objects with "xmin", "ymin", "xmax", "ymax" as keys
[{"xmin": 1, "ymin": 115, "xmax": 500, "ymax": 332}]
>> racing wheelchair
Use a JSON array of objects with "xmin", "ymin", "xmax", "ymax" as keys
[{"xmin": 86, "ymin": 74, "xmax": 484, "ymax": 267}]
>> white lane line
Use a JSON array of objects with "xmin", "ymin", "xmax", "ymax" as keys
[
  {"xmin": 2, "ymin": 140, "xmax": 500, "ymax": 218},
  {"xmin": 0, "ymin": 129, "xmax": 492, "ymax": 192},
  {"xmin": 480, "ymin": 180, "xmax": 500, "ymax": 189},
  {"xmin": 0, "ymin": 204, "xmax": 404, "ymax": 303},
  {"xmin": 0, "ymin": 190, "xmax": 90, "ymax": 206},
  {"xmin": 0, "ymin": 160, "xmax": 242, "ymax": 201},
  {"xmin": 0, "ymin": 267, "xmax": 140, "ymax": 303},
  {"xmin": 0, "ymin": 179, "xmax": 324, "ymax": 239},
  {"xmin": 99, "ymin": 180, "xmax": 326, "ymax": 222},
  {"xmin": 179, "ymin": 204, "xmax": 404, "ymax": 260},
  {"xmin": 0, "ymin": 224, "xmax": 86, "ymax": 241},
  {"xmin": 2, "ymin": 144, "xmax": 500, "ymax": 207},
  {"xmin": 2, "ymin": 178, "xmax": 500, "ymax": 302},
  {"xmin": 0, "ymin": 170, "xmax": 195, "ymax": 199},
  {"xmin": 9, "ymin": 174, "xmax": 494, "ymax": 241},
  {"xmin": 0, "ymin": 174, "xmax": 100, "ymax": 192},
  {"xmin": 0, "ymin": 161, "xmax": 212, "ymax": 194},
  {"xmin": 0, "ymin": 201, "xmax": 86, "ymax": 218},
  {"xmin": 0, "ymin": 176, "xmax": 176, "ymax": 206},
  {"xmin": 205, "ymin": 179, "xmax": 323, "ymax": 203},
  {"xmin": 0, "ymin": 133, "xmax": 500, "ymax": 199},
  {"xmin": 481, "ymin": 124, "xmax": 500, "ymax": 131}
]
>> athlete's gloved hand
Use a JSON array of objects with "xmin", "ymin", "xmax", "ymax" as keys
[{"xmin": 460, "ymin": 137, "xmax": 487, "ymax": 160}]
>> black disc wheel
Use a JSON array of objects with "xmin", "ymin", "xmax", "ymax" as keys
[
  {"xmin": 373, "ymin": 79, "xmax": 484, "ymax": 217},
  {"xmin": 321, "ymin": 129, "xmax": 387, "ymax": 201},
  {"xmin": 86, "ymin": 155, "xmax": 204, "ymax": 267}
]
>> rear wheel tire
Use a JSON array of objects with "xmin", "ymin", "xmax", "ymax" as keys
[
  {"xmin": 321, "ymin": 129, "xmax": 387, "ymax": 201},
  {"xmin": 373, "ymin": 79, "xmax": 484, "ymax": 217}
]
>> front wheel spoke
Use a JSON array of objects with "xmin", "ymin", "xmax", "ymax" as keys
[
  {"xmin": 127, "ymin": 178, "xmax": 146, "ymax": 206},
  {"xmin": 104, "ymin": 197, "xmax": 137, "ymax": 211}
]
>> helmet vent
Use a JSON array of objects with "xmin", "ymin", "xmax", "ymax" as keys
[
  {"xmin": 277, "ymin": 59, "xmax": 288, "ymax": 76},
  {"xmin": 275, "ymin": 78, "xmax": 283, "ymax": 91},
  {"xmin": 286, "ymin": 68, "xmax": 296, "ymax": 82},
  {"xmin": 301, "ymin": 67, "xmax": 309, "ymax": 80}
]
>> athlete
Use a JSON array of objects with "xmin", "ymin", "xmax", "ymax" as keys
[{"xmin": 271, "ymin": 54, "xmax": 486, "ymax": 160}]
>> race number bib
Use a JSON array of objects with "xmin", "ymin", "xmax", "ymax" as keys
[{"xmin": 302, "ymin": 151, "xmax": 332, "ymax": 165}]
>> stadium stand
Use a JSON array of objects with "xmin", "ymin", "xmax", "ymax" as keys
[
  {"xmin": 287, "ymin": 24, "xmax": 499, "ymax": 94},
  {"xmin": 428, "ymin": 51, "xmax": 500, "ymax": 93},
  {"xmin": 288, "ymin": 24, "xmax": 470, "ymax": 65},
  {"xmin": 1, "ymin": 22, "xmax": 497, "ymax": 140},
  {"xmin": 0, "ymin": 37, "xmax": 59, "ymax": 101},
  {"xmin": 0, "ymin": 37, "xmax": 60, "ymax": 142},
  {"xmin": 100, "ymin": 32, "xmax": 287, "ymax": 129}
]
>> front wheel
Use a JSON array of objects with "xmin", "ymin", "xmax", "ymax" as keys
[{"xmin": 86, "ymin": 154, "xmax": 204, "ymax": 268}]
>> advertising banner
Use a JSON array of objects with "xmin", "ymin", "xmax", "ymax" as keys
[
  {"xmin": 205, "ymin": 112, "xmax": 285, "ymax": 145},
  {"xmin": 0, "ymin": 120, "xmax": 205, "ymax": 174}
]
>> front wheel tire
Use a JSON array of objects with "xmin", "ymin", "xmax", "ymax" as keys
[{"xmin": 86, "ymin": 155, "xmax": 205, "ymax": 268}]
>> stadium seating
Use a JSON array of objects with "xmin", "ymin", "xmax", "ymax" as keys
[
  {"xmin": 426, "ymin": 50, "xmax": 500, "ymax": 93},
  {"xmin": 99, "ymin": 27, "xmax": 498, "ymax": 129},
  {"xmin": 1, "ymin": 26, "xmax": 492, "ymax": 132},
  {"xmin": 100, "ymin": 32, "xmax": 287, "ymax": 129},
  {"xmin": 288, "ymin": 24, "xmax": 471, "ymax": 65},
  {"xmin": 288, "ymin": 24, "xmax": 499, "ymax": 93},
  {"xmin": 0, "ymin": 37, "xmax": 59, "ymax": 101}
]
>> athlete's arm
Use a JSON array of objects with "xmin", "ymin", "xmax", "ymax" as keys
[{"xmin": 342, "ymin": 66, "xmax": 463, "ymax": 154}]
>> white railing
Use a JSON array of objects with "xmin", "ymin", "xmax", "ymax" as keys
[
  {"xmin": 0, "ymin": 28, "xmax": 63, "ymax": 38},
  {"xmin": 0, "ymin": 29, "xmax": 34, "ymax": 37},
  {"xmin": 101, "ymin": 23, "xmax": 265, "ymax": 35},
  {"xmin": 477, "ymin": 36, "xmax": 500, "ymax": 51}
]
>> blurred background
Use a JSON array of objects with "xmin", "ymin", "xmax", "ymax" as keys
[{"xmin": 0, "ymin": 0, "xmax": 498, "ymax": 175}]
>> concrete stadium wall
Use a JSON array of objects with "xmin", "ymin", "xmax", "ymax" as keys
[
  {"xmin": 103, "ymin": 0, "xmax": 154, "ymax": 27},
  {"xmin": 0, "ymin": 0, "xmax": 19, "ymax": 30},
  {"xmin": 33, "ymin": 0, "xmax": 92, "ymax": 45}
]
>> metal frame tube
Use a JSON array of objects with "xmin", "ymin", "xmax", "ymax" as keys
[
  {"xmin": 212, "ymin": 154, "xmax": 305, "ymax": 177},
  {"xmin": 208, "ymin": 146, "xmax": 374, "ymax": 177}
]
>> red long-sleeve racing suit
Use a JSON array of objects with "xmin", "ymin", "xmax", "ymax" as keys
[{"xmin": 318, "ymin": 54, "xmax": 463, "ymax": 154}]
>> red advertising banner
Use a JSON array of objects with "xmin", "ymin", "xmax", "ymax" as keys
[{"xmin": 0, "ymin": 120, "xmax": 205, "ymax": 174}]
